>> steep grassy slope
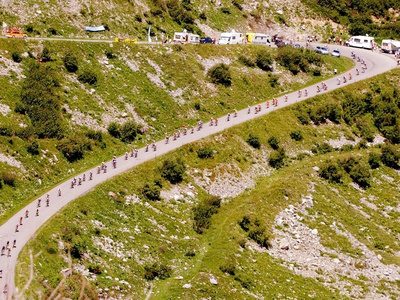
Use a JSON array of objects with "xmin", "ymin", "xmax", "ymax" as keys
[
  {"xmin": 0, "ymin": 39, "xmax": 351, "ymax": 224},
  {"xmin": 16, "ymin": 69, "xmax": 400, "ymax": 299},
  {"xmin": 0, "ymin": 0, "xmax": 325, "ymax": 39}
]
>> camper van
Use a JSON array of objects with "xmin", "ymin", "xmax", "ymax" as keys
[
  {"xmin": 246, "ymin": 33, "xmax": 271, "ymax": 46},
  {"xmin": 218, "ymin": 30, "xmax": 243, "ymax": 45},
  {"xmin": 347, "ymin": 35, "xmax": 375, "ymax": 49},
  {"xmin": 173, "ymin": 31, "xmax": 200, "ymax": 44},
  {"xmin": 381, "ymin": 39, "xmax": 400, "ymax": 54}
]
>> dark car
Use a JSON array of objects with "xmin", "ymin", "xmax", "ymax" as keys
[{"xmin": 200, "ymin": 37, "xmax": 215, "ymax": 44}]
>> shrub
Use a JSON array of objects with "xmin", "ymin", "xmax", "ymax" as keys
[
  {"xmin": 86, "ymin": 130, "xmax": 103, "ymax": 143},
  {"xmin": 208, "ymin": 63, "xmax": 232, "ymax": 86},
  {"xmin": 57, "ymin": 135, "xmax": 91, "ymax": 162},
  {"xmin": 107, "ymin": 122, "xmax": 121, "ymax": 139},
  {"xmin": 349, "ymin": 162, "xmax": 371, "ymax": 188},
  {"xmin": 290, "ymin": 130, "xmax": 303, "ymax": 141},
  {"xmin": 88, "ymin": 264, "xmax": 102, "ymax": 274},
  {"xmin": 248, "ymin": 226, "xmax": 271, "ymax": 248},
  {"xmin": 193, "ymin": 195, "xmax": 221, "ymax": 233},
  {"xmin": 269, "ymin": 148, "xmax": 285, "ymax": 169},
  {"xmin": 234, "ymin": 275, "xmax": 254, "ymax": 289},
  {"xmin": 40, "ymin": 47, "xmax": 52, "ymax": 62},
  {"xmin": 20, "ymin": 61, "xmax": 65, "ymax": 138},
  {"xmin": 220, "ymin": 261, "xmax": 236, "ymax": 275},
  {"xmin": 144, "ymin": 263, "xmax": 172, "ymax": 280},
  {"xmin": 238, "ymin": 215, "xmax": 252, "ymax": 232},
  {"xmin": 238, "ymin": 55, "xmax": 256, "ymax": 67},
  {"xmin": 246, "ymin": 134, "xmax": 261, "ymax": 149},
  {"xmin": 269, "ymin": 75, "xmax": 279, "ymax": 87},
  {"xmin": 311, "ymin": 143, "xmax": 334, "ymax": 154},
  {"xmin": 160, "ymin": 158, "xmax": 186, "ymax": 184},
  {"xmin": 268, "ymin": 136, "xmax": 280, "ymax": 150},
  {"xmin": 220, "ymin": 7, "xmax": 231, "ymax": 14},
  {"xmin": 26, "ymin": 140, "xmax": 40, "ymax": 155},
  {"xmin": 143, "ymin": 183, "xmax": 161, "ymax": 201},
  {"xmin": 105, "ymin": 49, "xmax": 116, "ymax": 59},
  {"xmin": 381, "ymin": 143, "xmax": 400, "ymax": 169},
  {"xmin": 78, "ymin": 70, "xmax": 98, "ymax": 85},
  {"xmin": 368, "ymin": 152, "xmax": 380, "ymax": 169},
  {"xmin": 256, "ymin": 49, "xmax": 272, "ymax": 71},
  {"xmin": 2, "ymin": 171, "xmax": 17, "ymax": 187},
  {"xmin": 319, "ymin": 161, "xmax": 342, "ymax": 183},
  {"xmin": 63, "ymin": 52, "xmax": 79, "ymax": 73},
  {"xmin": 120, "ymin": 121, "xmax": 140, "ymax": 142},
  {"xmin": 199, "ymin": 12, "xmax": 207, "ymax": 20},
  {"xmin": 327, "ymin": 103, "xmax": 343, "ymax": 123},
  {"xmin": 197, "ymin": 146, "xmax": 214, "ymax": 159},
  {"xmin": 232, "ymin": 0, "xmax": 243, "ymax": 10},
  {"xmin": 11, "ymin": 52, "xmax": 22, "ymax": 63}
]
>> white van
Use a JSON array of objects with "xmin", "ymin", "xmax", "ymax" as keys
[
  {"xmin": 347, "ymin": 35, "xmax": 374, "ymax": 49},
  {"xmin": 173, "ymin": 31, "xmax": 200, "ymax": 44},
  {"xmin": 246, "ymin": 33, "xmax": 271, "ymax": 46},
  {"xmin": 381, "ymin": 39, "xmax": 400, "ymax": 54},
  {"xmin": 218, "ymin": 30, "xmax": 243, "ymax": 45}
]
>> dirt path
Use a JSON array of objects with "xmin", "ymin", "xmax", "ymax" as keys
[{"xmin": 0, "ymin": 45, "xmax": 397, "ymax": 298}]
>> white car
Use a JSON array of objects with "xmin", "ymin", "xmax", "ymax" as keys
[
  {"xmin": 331, "ymin": 49, "xmax": 341, "ymax": 57},
  {"xmin": 314, "ymin": 46, "xmax": 329, "ymax": 55}
]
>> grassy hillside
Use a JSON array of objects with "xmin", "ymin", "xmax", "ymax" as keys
[
  {"xmin": 0, "ymin": 39, "xmax": 351, "ymax": 224},
  {"xmin": 16, "ymin": 69, "xmax": 400, "ymax": 299}
]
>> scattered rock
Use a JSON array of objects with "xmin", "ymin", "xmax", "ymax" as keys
[
  {"xmin": 108, "ymin": 191, "xmax": 117, "ymax": 199},
  {"xmin": 311, "ymin": 229, "xmax": 318, "ymax": 235},
  {"xmin": 280, "ymin": 239, "xmax": 290, "ymax": 250},
  {"xmin": 182, "ymin": 283, "xmax": 192, "ymax": 289},
  {"xmin": 174, "ymin": 276, "xmax": 183, "ymax": 280},
  {"xmin": 210, "ymin": 277, "xmax": 218, "ymax": 285}
]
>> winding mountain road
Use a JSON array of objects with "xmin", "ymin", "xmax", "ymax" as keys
[{"xmin": 0, "ymin": 44, "xmax": 397, "ymax": 298}]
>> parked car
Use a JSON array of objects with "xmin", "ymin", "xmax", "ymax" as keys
[
  {"xmin": 314, "ymin": 46, "xmax": 329, "ymax": 55},
  {"xmin": 200, "ymin": 37, "xmax": 215, "ymax": 44},
  {"xmin": 331, "ymin": 49, "xmax": 341, "ymax": 57}
]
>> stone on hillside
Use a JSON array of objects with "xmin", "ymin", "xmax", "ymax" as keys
[
  {"xmin": 313, "ymin": 166, "xmax": 320, "ymax": 172},
  {"xmin": 311, "ymin": 229, "xmax": 318, "ymax": 235},
  {"xmin": 174, "ymin": 276, "xmax": 183, "ymax": 280},
  {"xmin": 108, "ymin": 191, "xmax": 117, "ymax": 199},
  {"xmin": 280, "ymin": 238, "xmax": 290, "ymax": 250},
  {"xmin": 210, "ymin": 277, "xmax": 218, "ymax": 285},
  {"xmin": 183, "ymin": 283, "xmax": 192, "ymax": 289},
  {"xmin": 61, "ymin": 268, "xmax": 72, "ymax": 278}
]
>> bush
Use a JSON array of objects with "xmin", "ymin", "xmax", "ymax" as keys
[
  {"xmin": 2, "ymin": 171, "xmax": 17, "ymax": 187},
  {"xmin": 311, "ymin": 143, "xmax": 334, "ymax": 154},
  {"xmin": 319, "ymin": 161, "xmax": 342, "ymax": 183},
  {"xmin": 208, "ymin": 63, "xmax": 232, "ymax": 86},
  {"xmin": 160, "ymin": 158, "xmax": 186, "ymax": 184},
  {"xmin": 238, "ymin": 55, "xmax": 256, "ymax": 67},
  {"xmin": 193, "ymin": 195, "xmax": 221, "ymax": 233},
  {"xmin": 269, "ymin": 75, "xmax": 279, "ymax": 87},
  {"xmin": 268, "ymin": 136, "xmax": 280, "ymax": 150},
  {"xmin": 381, "ymin": 143, "xmax": 400, "ymax": 169},
  {"xmin": 105, "ymin": 49, "xmax": 116, "ymax": 59},
  {"xmin": 86, "ymin": 130, "xmax": 103, "ymax": 143},
  {"xmin": 78, "ymin": 70, "xmax": 98, "ymax": 85},
  {"xmin": 238, "ymin": 215, "xmax": 252, "ymax": 232},
  {"xmin": 143, "ymin": 183, "xmax": 161, "ymax": 201},
  {"xmin": 88, "ymin": 263, "xmax": 102, "ymax": 274},
  {"xmin": 144, "ymin": 262, "xmax": 172, "ymax": 280},
  {"xmin": 120, "ymin": 121, "xmax": 140, "ymax": 142},
  {"xmin": 107, "ymin": 122, "xmax": 121, "ymax": 139},
  {"xmin": 290, "ymin": 130, "xmax": 303, "ymax": 141},
  {"xmin": 20, "ymin": 61, "xmax": 65, "ymax": 138},
  {"xmin": 268, "ymin": 148, "xmax": 285, "ymax": 169},
  {"xmin": 63, "ymin": 52, "xmax": 79, "ymax": 73},
  {"xmin": 11, "ymin": 52, "xmax": 22, "ymax": 63},
  {"xmin": 234, "ymin": 275, "xmax": 254, "ymax": 289},
  {"xmin": 368, "ymin": 152, "xmax": 380, "ymax": 169},
  {"xmin": 220, "ymin": 261, "xmax": 236, "ymax": 275},
  {"xmin": 248, "ymin": 226, "xmax": 271, "ymax": 248},
  {"xmin": 197, "ymin": 146, "xmax": 214, "ymax": 159},
  {"xmin": 246, "ymin": 134, "xmax": 261, "ymax": 149},
  {"xmin": 26, "ymin": 140, "xmax": 40, "ymax": 155},
  {"xmin": 256, "ymin": 49, "xmax": 272, "ymax": 71},
  {"xmin": 349, "ymin": 162, "xmax": 371, "ymax": 188},
  {"xmin": 40, "ymin": 47, "xmax": 52, "ymax": 62},
  {"xmin": 57, "ymin": 135, "xmax": 92, "ymax": 162}
]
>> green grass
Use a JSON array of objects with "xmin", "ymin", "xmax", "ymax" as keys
[
  {"xmin": 0, "ymin": 39, "xmax": 352, "ymax": 225},
  {"xmin": 16, "ymin": 69, "xmax": 400, "ymax": 299}
]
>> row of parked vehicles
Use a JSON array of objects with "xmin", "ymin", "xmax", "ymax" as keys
[{"xmin": 173, "ymin": 30, "xmax": 271, "ymax": 46}]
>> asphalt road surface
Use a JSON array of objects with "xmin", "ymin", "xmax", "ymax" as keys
[{"xmin": 0, "ymin": 44, "xmax": 397, "ymax": 298}]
